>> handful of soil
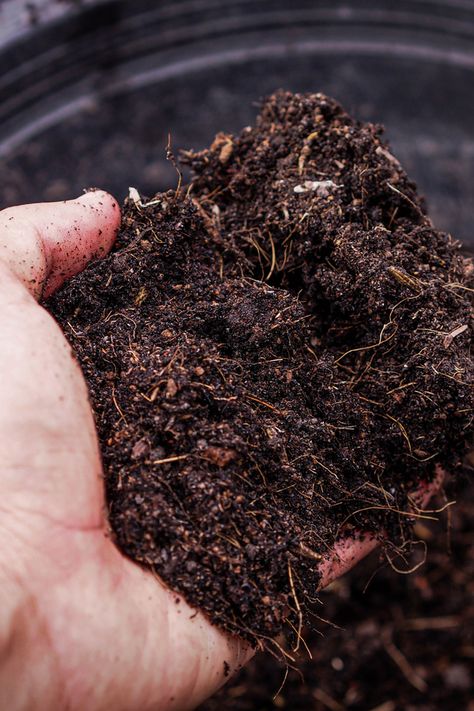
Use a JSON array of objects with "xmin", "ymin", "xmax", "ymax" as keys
[{"xmin": 48, "ymin": 92, "xmax": 473, "ymax": 645}]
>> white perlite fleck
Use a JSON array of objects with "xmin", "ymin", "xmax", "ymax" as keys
[
  {"xmin": 128, "ymin": 186, "xmax": 142, "ymax": 206},
  {"xmin": 128, "ymin": 186, "xmax": 163, "ymax": 209},
  {"xmin": 293, "ymin": 180, "xmax": 341, "ymax": 196}
]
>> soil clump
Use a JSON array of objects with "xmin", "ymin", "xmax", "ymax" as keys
[{"xmin": 48, "ymin": 92, "xmax": 473, "ymax": 644}]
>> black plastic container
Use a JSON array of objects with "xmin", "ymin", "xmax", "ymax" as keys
[{"xmin": 1, "ymin": 0, "xmax": 473, "ymax": 247}]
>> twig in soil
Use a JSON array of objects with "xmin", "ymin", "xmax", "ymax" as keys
[
  {"xmin": 382, "ymin": 627, "xmax": 428, "ymax": 692},
  {"xmin": 152, "ymin": 454, "xmax": 190, "ymax": 465},
  {"xmin": 111, "ymin": 387, "xmax": 127, "ymax": 424},
  {"xmin": 286, "ymin": 618, "xmax": 313, "ymax": 659},
  {"xmin": 384, "ymin": 540, "xmax": 427, "ymax": 575},
  {"xmin": 299, "ymin": 542, "xmax": 323, "ymax": 562},
  {"xmin": 336, "ymin": 506, "xmax": 438, "ymax": 534},
  {"xmin": 387, "ymin": 266, "xmax": 421, "ymax": 292},
  {"xmin": 382, "ymin": 413, "xmax": 413, "ymax": 452},
  {"xmin": 272, "ymin": 666, "xmax": 289, "ymax": 702},
  {"xmin": 263, "ymin": 635, "xmax": 297, "ymax": 664},
  {"xmin": 364, "ymin": 480, "xmax": 395, "ymax": 502},
  {"xmin": 66, "ymin": 320, "xmax": 83, "ymax": 337},
  {"xmin": 245, "ymin": 393, "xmax": 285, "ymax": 416},
  {"xmin": 215, "ymin": 533, "xmax": 242, "ymax": 550},
  {"xmin": 386, "ymin": 182, "xmax": 423, "ymax": 215},
  {"xmin": 266, "ymin": 233, "xmax": 278, "ymax": 280},
  {"xmin": 348, "ymin": 350, "xmax": 377, "ymax": 389},
  {"xmin": 432, "ymin": 362, "xmax": 470, "ymax": 385},
  {"xmin": 166, "ymin": 133, "xmax": 183, "ymax": 195},
  {"xmin": 406, "ymin": 498, "xmax": 455, "ymax": 516},
  {"xmin": 281, "ymin": 210, "xmax": 310, "ymax": 246},
  {"xmin": 311, "ymin": 456, "xmax": 339, "ymax": 481},
  {"xmin": 334, "ymin": 323, "xmax": 397, "ymax": 364},
  {"xmin": 287, "ymin": 561, "xmax": 304, "ymax": 653},
  {"xmin": 406, "ymin": 450, "xmax": 439, "ymax": 463},
  {"xmin": 443, "ymin": 282, "xmax": 474, "ymax": 293},
  {"xmin": 307, "ymin": 609, "xmax": 345, "ymax": 631}
]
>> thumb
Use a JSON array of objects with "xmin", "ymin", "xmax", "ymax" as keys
[
  {"xmin": 0, "ymin": 190, "xmax": 120, "ymax": 299},
  {"xmin": 0, "ymin": 191, "xmax": 119, "ymax": 525}
]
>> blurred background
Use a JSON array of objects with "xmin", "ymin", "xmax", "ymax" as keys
[
  {"xmin": 1, "ymin": 0, "xmax": 474, "ymax": 249},
  {"xmin": 1, "ymin": 1, "xmax": 472, "ymax": 709}
]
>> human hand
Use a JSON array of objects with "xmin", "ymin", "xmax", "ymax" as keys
[
  {"xmin": 0, "ymin": 192, "xmax": 440, "ymax": 710},
  {"xmin": 0, "ymin": 192, "xmax": 251, "ymax": 711}
]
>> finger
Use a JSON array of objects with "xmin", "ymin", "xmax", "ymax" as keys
[
  {"xmin": 0, "ymin": 190, "xmax": 120, "ymax": 299},
  {"xmin": 317, "ymin": 469, "xmax": 444, "ymax": 589}
]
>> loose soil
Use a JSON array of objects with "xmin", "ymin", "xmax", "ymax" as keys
[
  {"xmin": 198, "ymin": 477, "xmax": 474, "ymax": 710},
  {"xmin": 47, "ymin": 92, "xmax": 473, "ymax": 645}
]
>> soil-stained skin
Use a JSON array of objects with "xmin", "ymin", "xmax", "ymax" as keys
[{"xmin": 48, "ymin": 92, "xmax": 473, "ymax": 644}]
